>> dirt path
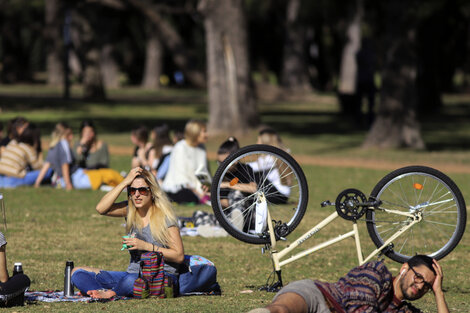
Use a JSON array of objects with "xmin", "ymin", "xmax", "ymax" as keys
[{"xmin": 109, "ymin": 146, "xmax": 469, "ymax": 174}]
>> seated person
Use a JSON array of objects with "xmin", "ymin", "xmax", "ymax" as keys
[
  {"xmin": 216, "ymin": 137, "xmax": 256, "ymax": 230},
  {"xmin": 130, "ymin": 126, "xmax": 153, "ymax": 170},
  {"xmin": 249, "ymin": 127, "xmax": 291, "ymax": 204},
  {"xmin": 34, "ymin": 122, "xmax": 123, "ymax": 190},
  {"xmin": 248, "ymin": 255, "xmax": 449, "ymax": 313},
  {"xmin": 0, "ymin": 117, "xmax": 29, "ymax": 157},
  {"xmin": 73, "ymin": 120, "xmax": 109, "ymax": 169},
  {"xmin": 148, "ymin": 124, "xmax": 173, "ymax": 181},
  {"xmin": 162, "ymin": 120, "xmax": 210, "ymax": 204},
  {"xmin": 0, "ymin": 232, "xmax": 30, "ymax": 307},
  {"xmin": 0, "ymin": 123, "xmax": 51, "ymax": 188},
  {"xmin": 71, "ymin": 168, "xmax": 184, "ymax": 298}
]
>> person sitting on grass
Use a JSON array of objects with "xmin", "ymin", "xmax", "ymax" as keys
[
  {"xmin": 216, "ymin": 137, "xmax": 256, "ymax": 230},
  {"xmin": 71, "ymin": 167, "xmax": 184, "ymax": 299},
  {"xmin": 162, "ymin": 119, "xmax": 211, "ymax": 204},
  {"xmin": 73, "ymin": 120, "xmax": 110, "ymax": 170},
  {"xmin": 0, "ymin": 123, "xmax": 51, "ymax": 188},
  {"xmin": 0, "ymin": 232, "xmax": 30, "ymax": 307},
  {"xmin": 248, "ymin": 255, "xmax": 449, "ymax": 313},
  {"xmin": 34, "ymin": 122, "xmax": 124, "ymax": 190}
]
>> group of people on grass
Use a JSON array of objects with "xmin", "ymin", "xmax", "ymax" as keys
[{"xmin": 0, "ymin": 118, "xmax": 451, "ymax": 312}]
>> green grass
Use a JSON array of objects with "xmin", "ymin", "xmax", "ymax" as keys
[{"xmin": 0, "ymin": 85, "xmax": 469, "ymax": 311}]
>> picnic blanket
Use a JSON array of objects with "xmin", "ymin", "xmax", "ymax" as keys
[{"xmin": 25, "ymin": 291, "xmax": 131, "ymax": 303}]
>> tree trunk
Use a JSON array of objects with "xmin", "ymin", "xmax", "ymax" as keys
[
  {"xmin": 101, "ymin": 43, "xmax": 120, "ymax": 89},
  {"xmin": 141, "ymin": 23, "xmax": 163, "ymax": 89},
  {"xmin": 280, "ymin": 0, "xmax": 311, "ymax": 91},
  {"xmin": 337, "ymin": 0, "xmax": 362, "ymax": 117},
  {"xmin": 199, "ymin": 0, "xmax": 259, "ymax": 134},
  {"xmin": 127, "ymin": 0, "xmax": 205, "ymax": 88},
  {"xmin": 363, "ymin": 2, "xmax": 425, "ymax": 149},
  {"xmin": 72, "ymin": 4, "xmax": 106, "ymax": 100},
  {"xmin": 45, "ymin": 0, "xmax": 63, "ymax": 86}
]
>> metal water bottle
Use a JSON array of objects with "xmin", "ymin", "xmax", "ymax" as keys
[
  {"xmin": 13, "ymin": 262, "xmax": 23, "ymax": 276},
  {"xmin": 64, "ymin": 261, "xmax": 74, "ymax": 297}
]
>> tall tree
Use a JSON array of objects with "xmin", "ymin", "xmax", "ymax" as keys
[
  {"xmin": 141, "ymin": 22, "xmax": 163, "ymax": 89},
  {"xmin": 280, "ymin": 0, "xmax": 311, "ymax": 91},
  {"xmin": 363, "ymin": 2, "xmax": 425, "ymax": 149},
  {"xmin": 72, "ymin": 2, "xmax": 106, "ymax": 100},
  {"xmin": 45, "ymin": 0, "xmax": 63, "ymax": 86},
  {"xmin": 198, "ymin": 0, "xmax": 259, "ymax": 134},
  {"xmin": 126, "ymin": 0, "xmax": 206, "ymax": 88},
  {"xmin": 337, "ymin": 0, "xmax": 362, "ymax": 118}
]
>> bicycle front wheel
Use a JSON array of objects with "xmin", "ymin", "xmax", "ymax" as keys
[
  {"xmin": 366, "ymin": 166, "xmax": 466, "ymax": 263},
  {"xmin": 211, "ymin": 145, "xmax": 308, "ymax": 244}
]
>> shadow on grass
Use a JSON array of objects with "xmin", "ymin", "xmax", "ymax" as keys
[{"xmin": 2, "ymin": 93, "xmax": 470, "ymax": 151}]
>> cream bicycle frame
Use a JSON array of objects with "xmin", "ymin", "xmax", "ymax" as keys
[{"xmin": 265, "ymin": 202, "xmax": 422, "ymax": 272}]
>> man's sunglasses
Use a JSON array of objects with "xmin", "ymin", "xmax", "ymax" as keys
[
  {"xmin": 409, "ymin": 267, "xmax": 433, "ymax": 291},
  {"xmin": 128, "ymin": 187, "xmax": 151, "ymax": 196}
]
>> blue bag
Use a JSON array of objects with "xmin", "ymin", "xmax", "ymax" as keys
[{"xmin": 178, "ymin": 255, "xmax": 221, "ymax": 296}]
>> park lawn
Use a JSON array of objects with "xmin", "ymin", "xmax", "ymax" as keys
[
  {"xmin": 0, "ymin": 86, "xmax": 469, "ymax": 311},
  {"xmin": 0, "ymin": 163, "xmax": 469, "ymax": 312}
]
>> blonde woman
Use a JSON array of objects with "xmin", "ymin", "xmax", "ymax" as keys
[
  {"xmin": 34, "ymin": 122, "xmax": 123, "ymax": 190},
  {"xmin": 161, "ymin": 119, "xmax": 210, "ymax": 204},
  {"xmin": 71, "ymin": 168, "xmax": 184, "ymax": 299}
]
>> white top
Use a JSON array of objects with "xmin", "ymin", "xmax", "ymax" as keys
[
  {"xmin": 162, "ymin": 140, "xmax": 209, "ymax": 194},
  {"xmin": 249, "ymin": 155, "xmax": 290, "ymax": 197}
]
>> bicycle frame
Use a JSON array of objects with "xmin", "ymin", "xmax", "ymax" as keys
[{"xmin": 264, "ymin": 199, "xmax": 422, "ymax": 289}]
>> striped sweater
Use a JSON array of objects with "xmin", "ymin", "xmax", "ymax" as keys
[
  {"xmin": 0, "ymin": 140, "xmax": 43, "ymax": 178},
  {"xmin": 315, "ymin": 261, "xmax": 421, "ymax": 313}
]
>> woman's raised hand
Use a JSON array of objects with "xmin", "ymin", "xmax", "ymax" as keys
[{"xmin": 123, "ymin": 167, "xmax": 143, "ymax": 186}]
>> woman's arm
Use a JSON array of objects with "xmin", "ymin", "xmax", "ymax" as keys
[
  {"xmin": 62, "ymin": 163, "xmax": 73, "ymax": 190},
  {"xmin": 95, "ymin": 167, "xmax": 142, "ymax": 217},
  {"xmin": 34, "ymin": 162, "xmax": 51, "ymax": 187},
  {"xmin": 124, "ymin": 226, "xmax": 184, "ymax": 264},
  {"xmin": 220, "ymin": 181, "xmax": 257, "ymax": 193}
]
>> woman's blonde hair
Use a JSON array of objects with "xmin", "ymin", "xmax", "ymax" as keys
[
  {"xmin": 49, "ymin": 122, "xmax": 72, "ymax": 148},
  {"xmin": 184, "ymin": 119, "xmax": 206, "ymax": 146},
  {"xmin": 126, "ymin": 170, "xmax": 178, "ymax": 246}
]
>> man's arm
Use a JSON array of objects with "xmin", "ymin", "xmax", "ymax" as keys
[{"xmin": 432, "ymin": 260, "xmax": 449, "ymax": 313}]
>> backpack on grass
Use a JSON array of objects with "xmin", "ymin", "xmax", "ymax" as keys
[
  {"xmin": 178, "ymin": 255, "xmax": 221, "ymax": 296},
  {"xmin": 133, "ymin": 251, "xmax": 173, "ymax": 298}
]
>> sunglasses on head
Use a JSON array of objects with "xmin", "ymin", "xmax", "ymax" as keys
[{"xmin": 128, "ymin": 187, "xmax": 151, "ymax": 196}]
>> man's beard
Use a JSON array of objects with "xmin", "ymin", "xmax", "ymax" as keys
[{"xmin": 400, "ymin": 279, "xmax": 424, "ymax": 301}]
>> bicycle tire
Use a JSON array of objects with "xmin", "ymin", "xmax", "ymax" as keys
[
  {"xmin": 366, "ymin": 165, "xmax": 466, "ymax": 263},
  {"xmin": 211, "ymin": 144, "xmax": 308, "ymax": 244}
]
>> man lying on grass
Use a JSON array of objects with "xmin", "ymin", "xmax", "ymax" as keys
[{"xmin": 249, "ymin": 255, "xmax": 448, "ymax": 313}]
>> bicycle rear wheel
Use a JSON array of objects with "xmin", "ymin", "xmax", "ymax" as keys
[
  {"xmin": 366, "ymin": 166, "xmax": 466, "ymax": 263},
  {"xmin": 211, "ymin": 145, "xmax": 308, "ymax": 244}
]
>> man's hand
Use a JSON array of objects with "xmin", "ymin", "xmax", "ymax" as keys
[
  {"xmin": 432, "ymin": 259, "xmax": 449, "ymax": 313},
  {"xmin": 432, "ymin": 259, "xmax": 443, "ymax": 293}
]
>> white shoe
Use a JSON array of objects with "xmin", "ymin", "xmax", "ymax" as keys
[
  {"xmin": 197, "ymin": 224, "xmax": 228, "ymax": 238},
  {"xmin": 230, "ymin": 208, "xmax": 244, "ymax": 231}
]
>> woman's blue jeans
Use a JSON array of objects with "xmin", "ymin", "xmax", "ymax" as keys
[{"xmin": 71, "ymin": 269, "xmax": 138, "ymax": 297}]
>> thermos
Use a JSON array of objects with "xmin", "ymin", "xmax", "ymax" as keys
[
  {"xmin": 64, "ymin": 260, "xmax": 74, "ymax": 297},
  {"xmin": 13, "ymin": 262, "xmax": 23, "ymax": 276}
]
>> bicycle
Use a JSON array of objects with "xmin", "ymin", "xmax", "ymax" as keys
[{"xmin": 210, "ymin": 144, "xmax": 467, "ymax": 291}]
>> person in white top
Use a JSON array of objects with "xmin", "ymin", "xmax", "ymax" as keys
[
  {"xmin": 248, "ymin": 127, "xmax": 291, "ymax": 204},
  {"xmin": 162, "ymin": 120, "xmax": 210, "ymax": 204}
]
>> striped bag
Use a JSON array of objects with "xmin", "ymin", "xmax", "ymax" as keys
[{"xmin": 133, "ymin": 251, "xmax": 171, "ymax": 298}]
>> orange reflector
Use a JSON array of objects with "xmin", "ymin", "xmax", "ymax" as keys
[
  {"xmin": 230, "ymin": 177, "xmax": 239, "ymax": 186},
  {"xmin": 413, "ymin": 183, "xmax": 423, "ymax": 190}
]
